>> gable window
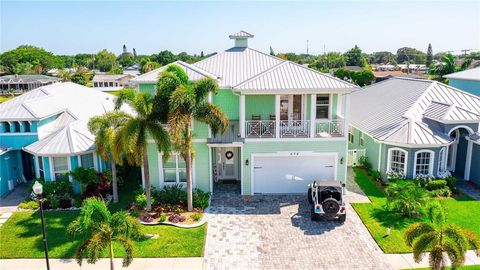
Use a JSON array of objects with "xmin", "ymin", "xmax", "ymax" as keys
[
  {"xmin": 359, "ymin": 131, "xmax": 364, "ymax": 146},
  {"xmin": 53, "ymin": 157, "xmax": 69, "ymax": 180},
  {"xmin": 438, "ymin": 147, "xmax": 447, "ymax": 173},
  {"xmin": 414, "ymin": 150, "xmax": 434, "ymax": 176},
  {"xmin": 80, "ymin": 153, "xmax": 95, "ymax": 169},
  {"xmin": 316, "ymin": 95, "xmax": 330, "ymax": 119},
  {"xmin": 38, "ymin": 156, "xmax": 44, "ymax": 178},
  {"xmin": 163, "ymin": 154, "xmax": 187, "ymax": 183},
  {"xmin": 388, "ymin": 148, "xmax": 408, "ymax": 175},
  {"xmin": 348, "ymin": 126, "xmax": 354, "ymax": 144}
]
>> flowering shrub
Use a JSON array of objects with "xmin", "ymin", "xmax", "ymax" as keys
[
  {"xmin": 386, "ymin": 170, "xmax": 406, "ymax": 180},
  {"xmin": 142, "ymin": 215, "xmax": 154, "ymax": 223},
  {"xmin": 168, "ymin": 213, "xmax": 186, "ymax": 223},
  {"xmin": 415, "ymin": 174, "xmax": 434, "ymax": 187},
  {"xmin": 437, "ymin": 170, "xmax": 452, "ymax": 179}
]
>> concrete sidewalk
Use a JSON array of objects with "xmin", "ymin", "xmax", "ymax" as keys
[
  {"xmin": 384, "ymin": 250, "xmax": 480, "ymax": 270},
  {"xmin": 0, "ymin": 257, "xmax": 203, "ymax": 270}
]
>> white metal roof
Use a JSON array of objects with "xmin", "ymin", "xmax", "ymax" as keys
[
  {"xmin": 444, "ymin": 67, "xmax": 480, "ymax": 81},
  {"xmin": 24, "ymin": 120, "xmax": 95, "ymax": 155},
  {"xmin": 234, "ymin": 61, "xmax": 356, "ymax": 92},
  {"xmin": 350, "ymin": 77, "xmax": 480, "ymax": 145},
  {"xmin": 470, "ymin": 132, "xmax": 480, "ymax": 144},
  {"xmin": 229, "ymin": 30, "xmax": 254, "ymax": 39},
  {"xmin": 92, "ymin": 74, "xmax": 132, "ymax": 82},
  {"xmin": 130, "ymin": 61, "xmax": 217, "ymax": 83}
]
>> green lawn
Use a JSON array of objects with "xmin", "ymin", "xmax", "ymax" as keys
[
  {"xmin": 0, "ymin": 176, "xmax": 207, "ymax": 259},
  {"xmin": 351, "ymin": 168, "xmax": 480, "ymax": 253},
  {"xmin": 106, "ymin": 90, "xmax": 122, "ymax": 96},
  {"xmin": 0, "ymin": 96, "xmax": 13, "ymax": 103}
]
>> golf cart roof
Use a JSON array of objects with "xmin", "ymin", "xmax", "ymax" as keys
[{"xmin": 315, "ymin": 180, "xmax": 343, "ymax": 187}]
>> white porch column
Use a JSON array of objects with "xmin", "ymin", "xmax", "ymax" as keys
[
  {"xmin": 49, "ymin": 157, "xmax": 55, "ymax": 181},
  {"xmin": 34, "ymin": 155, "xmax": 40, "ymax": 178},
  {"xmin": 141, "ymin": 166, "xmax": 145, "ymax": 189},
  {"xmin": 208, "ymin": 146, "xmax": 213, "ymax": 193},
  {"xmin": 343, "ymin": 93, "xmax": 351, "ymax": 136},
  {"xmin": 93, "ymin": 153, "xmax": 99, "ymax": 171},
  {"xmin": 158, "ymin": 152, "xmax": 163, "ymax": 187},
  {"xmin": 239, "ymin": 94, "xmax": 245, "ymax": 138},
  {"xmin": 464, "ymin": 139, "xmax": 473, "ymax": 180},
  {"xmin": 310, "ymin": 94, "xmax": 316, "ymax": 138},
  {"xmin": 275, "ymin": 95, "xmax": 280, "ymax": 138}
]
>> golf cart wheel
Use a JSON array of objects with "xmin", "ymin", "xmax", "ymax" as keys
[
  {"xmin": 338, "ymin": 214, "xmax": 346, "ymax": 223},
  {"xmin": 322, "ymin": 198, "xmax": 340, "ymax": 218},
  {"xmin": 307, "ymin": 188, "xmax": 313, "ymax": 204}
]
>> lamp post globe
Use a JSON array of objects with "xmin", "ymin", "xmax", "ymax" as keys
[{"xmin": 32, "ymin": 181, "xmax": 43, "ymax": 195}]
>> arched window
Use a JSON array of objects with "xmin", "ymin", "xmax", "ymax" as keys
[
  {"xmin": 438, "ymin": 147, "xmax": 447, "ymax": 174},
  {"xmin": 414, "ymin": 150, "xmax": 435, "ymax": 177},
  {"xmin": 387, "ymin": 148, "xmax": 408, "ymax": 175}
]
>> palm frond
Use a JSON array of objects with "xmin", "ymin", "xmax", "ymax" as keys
[
  {"xmin": 165, "ymin": 64, "xmax": 189, "ymax": 84},
  {"xmin": 193, "ymin": 102, "xmax": 229, "ymax": 135},
  {"xmin": 461, "ymin": 228, "xmax": 480, "ymax": 256},
  {"xmin": 412, "ymin": 232, "xmax": 438, "ymax": 263},
  {"xmin": 444, "ymin": 224, "xmax": 468, "ymax": 251},
  {"xmin": 404, "ymin": 222, "xmax": 435, "ymax": 247},
  {"xmin": 167, "ymin": 110, "xmax": 190, "ymax": 145},
  {"xmin": 115, "ymin": 87, "xmax": 138, "ymax": 110},
  {"xmin": 74, "ymin": 239, "xmax": 91, "ymax": 266},
  {"xmin": 117, "ymin": 236, "xmax": 135, "ymax": 267},
  {"xmin": 146, "ymin": 121, "xmax": 171, "ymax": 162},
  {"xmin": 77, "ymin": 197, "xmax": 112, "ymax": 230},
  {"xmin": 85, "ymin": 231, "xmax": 110, "ymax": 264},
  {"xmin": 119, "ymin": 118, "xmax": 145, "ymax": 166},
  {"xmin": 443, "ymin": 241, "xmax": 465, "ymax": 269},
  {"xmin": 132, "ymin": 92, "xmax": 153, "ymax": 119},
  {"xmin": 169, "ymin": 84, "xmax": 195, "ymax": 114},
  {"xmin": 193, "ymin": 78, "xmax": 218, "ymax": 104}
]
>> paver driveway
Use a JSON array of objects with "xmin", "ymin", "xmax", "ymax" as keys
[{"xmin": 203, "ymin": 183, "xmax": 391, "ymax": 270}]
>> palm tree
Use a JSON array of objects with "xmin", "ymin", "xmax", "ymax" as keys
[
  {"xmin": 114, "ymin": 87, "xmax": 171, "ymax": 212},
  {"xmin": 404, "ymin": 203, "xmax": 480, "ymax": 270},
  {"xmin": 433, "ymin": 54, "xmax": 456, "ymax": 80},
  {"xmin": 67, "ymin": 197, "xmax": 140, "ymax": 270},
  {"xmin": 155, "ymin": 65, "xmax": 228, "ymax": 211},
  {"xmin": 88, "ymin": 111, "xmax": 130, "ymax": 203},
  {"xmin": 385, "ymin": 180, "xmax": 429, "ymax": 217}
]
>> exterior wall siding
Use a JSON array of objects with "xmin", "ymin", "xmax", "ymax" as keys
[
  {"xmin": 0, "ymin": 134, "xmax": 38, "ymax": 150},
  {"xmin": 70, "ymin": 156, "xmax": 81, "ymax": 193},
  {"xmin": 193, "ymin": 142, "xmax": 210, "ymax": 192},
  {"xmin": 245, "ymin": 95, "xmax": 275, "ymax": 120},
  {"xmin": 348, "ymin": 127, "xmax": 381, "ymax": 171},
  {"xmin": 43, "ymin": 157, "xmax": 51, "ymax": 181},
  {"xmin": 214, "ymin": 89, "xmax": 239, "ymax": 120},
  {"xmin": 0, "ymin": 151, "xmax": 21, "ymax": 197},
  {"xmin": 139, "ymin": 83, "xmax": 156, "ymax": 95},
  {"xmin": 448, "ymin": 79, "xmax": 480, "ymax": 96},
  {"xmin": 470, "ymin": 143, "xmax": 480, "ymax": 185},
  {"xmin": 146, "ymin": 143, "xmax": 160, "ymax": 189},
  {"xmin": 242, "ymin": 140, "xmax": 347, "ymax": 195}
]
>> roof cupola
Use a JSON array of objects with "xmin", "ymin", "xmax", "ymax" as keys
[{"xmin": 229, "ymin": 30, "xmax": 254, "ymax": 48}]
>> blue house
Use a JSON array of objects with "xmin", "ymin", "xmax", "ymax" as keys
[
  {"xmin": 444, "ymin": 67, "xmax": 480, "ymax": 96},
  {"xmin": 0, "ymin": 82, "xmax": 127, "ymax": 197},
  {"xmin": 348, "ymin": 77, "xmax": 480, "ymax": 185}
]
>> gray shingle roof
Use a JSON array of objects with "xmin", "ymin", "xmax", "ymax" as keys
[
  {"xmin": 350, "ymin": 77, "xmax": 480, "ymax": 145},
  {"xmin": 0, "ymin": 75, "xmax": 60, "ymax": 83}
]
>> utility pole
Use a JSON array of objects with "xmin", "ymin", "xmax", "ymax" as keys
[
  {"xmin": 306, "ymin": 40, "xmax": 309, "ymax": 56},
  {"xmin": 461, "ymin": 49, "xmax": 470, "ymax": 56},
  {"xmin": 323, "ymin": 44, "xmax": 326, "ymax": 55}
]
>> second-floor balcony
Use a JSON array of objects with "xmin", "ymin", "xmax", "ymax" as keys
[{"xmin": 245, "ymin": 119, "xmax": 344, "ymax": 138}]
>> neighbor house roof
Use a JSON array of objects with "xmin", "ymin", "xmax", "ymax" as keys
[
  {"xmin": 130, "ymin": 61, "xmax": 218, "ymax": 83},
  {"xmin": 350, "ymin": 77, "xmax": 480, "ymax": 146},
  {"xmin": 92, "ymin": 74, "xmax": 133, "ymax": 82},
  {"xmin": 444, "ymin": 67, "xmax": 480, "ymax": 81},
  {"xmin": 0, "ymin": 75, "xmax": 60, "ymax": 83}
]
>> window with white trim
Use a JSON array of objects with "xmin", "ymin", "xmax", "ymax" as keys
[
  {"xmin": 163, "ymin": 154, "xmax": 187, "ymax": 183},
  {"xmin": 359, "ymin": 131, "xmax": 364, "ymax": 146},
  {"xmin": 389, "ymin": 149, "xmax": 407, "ymax": 174},
  {"xmin": 53, "ymin": 157, "xmax": 68, "ymax": 180},
  {"xmin": 38, "ymin": 156, "xmax": 44, "ymax": 178},
  {"xmin": 348, "ymin": 126, "xmax": 354, "ymax": 144},
  {"xmin": 316, "ymin": 95, "xmax": 330, "ymax": 119},
  {"xmin": 438, "ymin": 147, "xmax": 447, "ymax": 173},
  {"xmin": 415, "ymin": 151, "xmax": 433, "ymax": 176},
  {"xmin": 80, "ymin": 153, "xmax": 95, "ymax": 169}
]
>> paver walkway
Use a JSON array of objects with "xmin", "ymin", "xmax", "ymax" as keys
[
  {"xmin": 457, "ymin": 179, "xmax": 480, "ymax": 200},
  {"xmin": 203, "ymin": 182, "xmax": 391, "ymax": 270},
  {"xmin": 346, "ymin": 167, "xmax": 370, "ymax": 203},
  {"xmin": 0, "ymin": 258, "xmax": 203, "ymax": 270},
  {"xmin": 0, "ymin": 182, "xmax": 29, "ymax": 214}
]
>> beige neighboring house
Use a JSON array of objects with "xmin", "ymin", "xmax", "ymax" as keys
[{"xmin": 92, "ymin": 74, "xmax": 135, "ymax": 91}]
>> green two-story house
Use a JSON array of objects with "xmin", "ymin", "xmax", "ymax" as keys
[{"xmin": 131, "ymin": 31, "xmax": 356, "ymax": 195}]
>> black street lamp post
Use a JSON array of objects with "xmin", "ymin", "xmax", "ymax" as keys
[{"xmin": 32, "ymin": 181, "xmax": 50, "ymax": 270}]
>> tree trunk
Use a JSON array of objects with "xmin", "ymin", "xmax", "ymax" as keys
[
  {"xmin": 143, "ymin": 147, "xmax": 152, "ymax": 212},
  {"xmin": 112, "ymin": 163, "xmax": 119, "ymax": 203},
  {"xmin": 109, "ymin": 241, "xmax": 115, "ymax": 270}
]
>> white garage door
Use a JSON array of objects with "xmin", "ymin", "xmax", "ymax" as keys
[{"xmin": 253, "ymin": 155, "xmax": 336, "ymax": 194}]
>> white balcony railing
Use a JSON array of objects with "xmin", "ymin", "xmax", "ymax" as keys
[
  {"xmin": 280, "ymin": 120, "xmax": 310, "ymax": 138},
  {"xmin": 245, "ymin": 120, "xmax": 275, "ymax": 138},
  {"xmin": 245, "ymin": 119, "xmax": 344, "ymax": 139},
  {"xmin": 314, "ymin": 119, "xmax": 344, "ymax": 137}
]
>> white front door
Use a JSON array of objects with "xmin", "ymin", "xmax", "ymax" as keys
[
  {"xmin": 216, "ymin": 147, "xmax": 238, "ymax": 180},
  {"xmin": 253, "ymin": 154, "xmax": 336, "ymax": 194}
]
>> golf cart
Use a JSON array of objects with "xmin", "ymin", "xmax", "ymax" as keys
[{"xmin": 307, "ymin": 180, "xmax": 346, "ymax": 223}]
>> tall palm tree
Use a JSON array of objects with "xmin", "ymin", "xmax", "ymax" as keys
[
  {"xmin": 88, "ymin": 111, "xmax": 130, "ymax": 203},
  {"xmin": 404, "ymin": 203, "xmax": 480, "ymax": 270},
  {"xmin": 155, "ymin": 65, "xmax": 228, "ymax": 211},
  {"xmin": 67, "ymin": 197, "xmax": 140, "ymax": 270},
  {"xmin": 114, "ymin": 87, "xmax": 171, "ymax": 212}
]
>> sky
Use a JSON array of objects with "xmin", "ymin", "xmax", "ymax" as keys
[{"xmin": 1, "ymin": 1, "xmax": 479, "ymax": 56}]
